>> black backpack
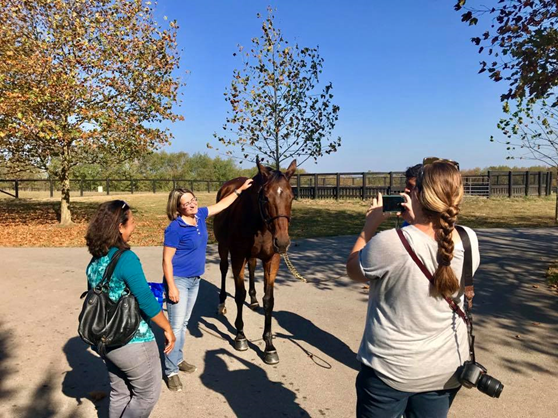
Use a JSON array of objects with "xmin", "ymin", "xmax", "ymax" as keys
[{"xmin": 78, "ymin": 249, "xmax": 141, "ymax": 356}]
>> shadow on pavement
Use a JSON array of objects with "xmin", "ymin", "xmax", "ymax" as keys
[
  {"xmin": 0, "ymin": 321, "xmax": 16, "ymax": 409},
  {"xmin": 200, "ymin": 348, "xmax": 310, "ymax": 417},
  {"xmin": 189, "ymin": 276, "xmax": 359, "ymax": 371},
  {"xmin": 472, "ymin": 229, "xmax": 558, "ymax": 375},
  {"xmin": 61, "ymin": 337, "xmax": 109, "ymax": 417}
]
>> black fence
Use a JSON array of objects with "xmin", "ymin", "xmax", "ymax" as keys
[
  {"xmin": 0, "ymin": 178, "xmax": 223, "ymax": 199},
  {"xmin": 292, "ymin": 170, "xmax": 554, "ymax": 199},
  {"xmin": 0, "ymin": 170, "xmax": 554, "ymax": 199}
]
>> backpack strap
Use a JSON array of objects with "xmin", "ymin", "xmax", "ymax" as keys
[{"xmin": 455, "ymin": 225, "xmax": 475, "ymax": 308}]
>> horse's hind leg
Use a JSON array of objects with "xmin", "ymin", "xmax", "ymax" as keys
[
  {"xmin": 248, "ymin": 257, "xmax": 259, "ymax": 310},
  {"xmin": 231, "ymin": 255, "xmax": 249, "ymax": 351},
  {"xmin": 262, "ymin": 254, "xmax": 280, "ymax": 364},
  {"xmin": 218, "ymin": 243, "xmax": 229, "ymax": 315}
]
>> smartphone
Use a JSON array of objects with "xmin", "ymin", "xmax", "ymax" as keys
[{"xmin": 383, "ymin": 195, "xmax": 405, "ymax": 213}]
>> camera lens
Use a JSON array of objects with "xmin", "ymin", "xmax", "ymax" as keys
[{"xmin": 477, "ymin": 374, "xmax": 504, "ymax": 398}]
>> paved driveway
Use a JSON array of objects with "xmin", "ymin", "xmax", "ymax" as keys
[{"xmin": 0, "ymin": 228, "xmax": 556, "ymax": 417}]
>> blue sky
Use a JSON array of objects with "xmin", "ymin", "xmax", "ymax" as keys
[{"xmin": 153, "ymin": 0, "xmax": 524, "ymax": 172}]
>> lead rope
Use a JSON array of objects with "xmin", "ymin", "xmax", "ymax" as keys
[{"xmin": 281, "ymin": 252, "xmax": 307, "ymax": 283}]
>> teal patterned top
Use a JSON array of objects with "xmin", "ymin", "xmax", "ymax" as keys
[{"xmin": 86, "ymin": 247, "xmax": 161, "ymax": 345}]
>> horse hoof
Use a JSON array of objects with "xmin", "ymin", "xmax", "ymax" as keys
[
  {"xmin": 248, "ymin": 302, "xmax": 260, "ymax": 310},
  {"xmin": 263, "ymin": 350, "xmax": 279, "ymax": 365},
  {"xmin": 234, "ymin": 338, "xmax": 248, "ymax": 351},
  {"xmin": 218, "ymin": 304, "xmax": 227, "ymax": 315}
]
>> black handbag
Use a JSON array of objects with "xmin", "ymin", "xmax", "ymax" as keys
[{"xmin": 78, "ymin": 249, "xmax": 141, "ymax": 356}]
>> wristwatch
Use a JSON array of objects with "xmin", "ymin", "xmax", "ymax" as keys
[{"xmin": 234, "ymin": 189, "xmax": 241, "ymax": 196}]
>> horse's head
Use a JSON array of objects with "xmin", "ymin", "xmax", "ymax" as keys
[{"xmin": 256, "ymin": 159, "xmax": 297, "ymax": 254}]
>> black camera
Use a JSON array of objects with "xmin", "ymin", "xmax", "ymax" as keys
[{"xmin": 458, "ymin": 361, "xmax": 504, "ymax": 398}]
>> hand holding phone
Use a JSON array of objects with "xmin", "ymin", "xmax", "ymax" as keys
[{"xmin": 382, "ymin": 195, "xmax": 405, "ymax": 213}]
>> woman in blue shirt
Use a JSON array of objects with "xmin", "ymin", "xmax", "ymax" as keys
[
  {"xmin": 85, "ymin": 200, "xmax": 176, "ymax": 417},
  {"xmin": 163, "ymin": 180, "xmax": 252, "ymax": 391}
]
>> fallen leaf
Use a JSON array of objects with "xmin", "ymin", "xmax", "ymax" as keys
[{"xmin": 88, "ymin": 391, "xmax": 107, "ymax": 402}]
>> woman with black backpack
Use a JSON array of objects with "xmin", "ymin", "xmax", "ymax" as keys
[{"xmin": 84, "ymin": 200, "xmax": 176, "ymax": 417}]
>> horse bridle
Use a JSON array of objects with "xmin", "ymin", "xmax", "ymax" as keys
[{"xmin": 258, "ymin": 187, "xmax": 291, "ymax": 226}]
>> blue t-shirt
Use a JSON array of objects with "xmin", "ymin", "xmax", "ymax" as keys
[{"xmin": 164, "ymin": 206, "xmax": 209, "ymax": 277}]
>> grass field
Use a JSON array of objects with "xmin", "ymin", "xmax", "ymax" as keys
[{"xmin": 0, "ymin": 192, "xmax": 556, "ymax": 247}]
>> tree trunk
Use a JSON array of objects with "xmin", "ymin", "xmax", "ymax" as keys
[
  {"xmin": 555, "ymin": 168, "xmax": 558, "ymax": 224},
  {"xmin": 59, "ymin": 164, "xmax": 72, "ymax": 226}
]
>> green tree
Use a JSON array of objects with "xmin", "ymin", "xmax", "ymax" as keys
[
  {"xmin": 0, "ymin": 0, "xmax": 184, "ymax": 224},
  {"xmin": 492, "ymin": 99, "xmax": 558, "ymax": 221},
  {"xmin": 455, "ymin": 0, "xmax": 558, "ymax": 105},
  {"xmin": 213, "ymin": 9, "xmax": 341, "ymax": 170}
]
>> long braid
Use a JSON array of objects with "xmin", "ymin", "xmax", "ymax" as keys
[
  {"xmin": 434, "ymin": 206, "xmax": 460, "ymax": 297},
  {"xmin": 417, "ymin": 161, "xmax": 464, "ymax": 298}
]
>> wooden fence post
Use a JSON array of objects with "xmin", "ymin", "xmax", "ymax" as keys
[
  {"xmin": 389, "ymin": 172, "xmax": 394, "ymax": 194},
  {"xmin": 190, "ymin": 180, "xmax": 194, "ymax": 192},
  {"xmin": 508, "ymin": 171, "xmax": 513, "ymax": 198},
  {"xmin": 550, "ymin": 171, "xmax": 554, "ymax": 195},
  {"xmin": 80, "ymin": 179, "xmax": 84, "ymax": 197},
  {"xmin": 525, "ymin": 171, "xmax": 530, "ymax": 196},
  {"xmin": 152, "ymin": 180, "xmax": 157, "ymax": 194},
  {"xmin": 14, "ymin": 180, "xmax": 19, "ymax": 199},
  {"xmin": 49, "ymin": 179, "xmax": 54, "ymax": 198},
  {"xmin": 172, "ymin": 180, "xmax": 176, "ymax": 190},
  {"xmin": 487, "ymin": 171, "xmax": 492, "ymax": 198},
  {"xmin": 362, "ymin": 172, "xmax": 367, "ymax": 200},
  {"xmin": 130, "ymin": 179, "xmax": 134, "ymax": 194},
  {"xmin": 547, "ymin": 172, "xmax": 552, "ymax": 196},
  {"xmin": 314, "ymin": 174, "xmax": 318, "ymax": 199},
  {"xmin": 336, "ymin": 173, "xmax": 340, "ymax": 200},
  {"xmin": 296, "ymin": 174, "xmax": 301, "ymax": 199},
  {"xmin": 106, "ymin": 179, "xmax": 110, "ymax": 195},
  {"xmin": 538, "ymin": 171, "xmax": 543, "ymax": 197}
]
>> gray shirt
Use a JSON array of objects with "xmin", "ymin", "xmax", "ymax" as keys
[{"xmin": 357, "ymin": 225, "xmax": 480, "ymax": 392}]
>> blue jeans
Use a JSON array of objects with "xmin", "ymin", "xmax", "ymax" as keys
[
  {"xmin": 164, "ymin": 276, "xmax": 200, "ymax": 376},
  {"xmin": 356, "ymin": 365, "xmax": 460, "ymax": 418}
]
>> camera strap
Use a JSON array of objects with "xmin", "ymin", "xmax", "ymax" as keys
[{"xmin": 396, "ymin": 227, "xmax": 476, "ymax": 362}]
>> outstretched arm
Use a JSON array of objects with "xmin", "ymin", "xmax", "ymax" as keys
[
  {"xmin": 346, "ymin": 193, "xmax": 389, "ymax": 283},
  {"xmin": 207, "ymin": 179, "xmax": 253, "ymax": 217}
]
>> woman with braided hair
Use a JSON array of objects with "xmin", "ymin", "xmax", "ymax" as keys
[{"xmin": 346, "ymin": 159, "xmax": 480, "ymax": 418}]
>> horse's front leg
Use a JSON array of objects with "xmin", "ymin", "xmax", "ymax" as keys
[
  {"xmin": 231, "ymin": 255, "xmax": 248, "ymax": 351},
  {"xmin": 262, "ymin": 254, "xmax": 280, "ymax": 364},
  {"xmin": 248, "ymin": 257, "xmax": 259, "ymax": 310}
]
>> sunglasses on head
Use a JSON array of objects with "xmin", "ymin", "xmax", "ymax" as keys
[{"xmin": 422, "ymin": 157, "xmax": 460, "ymax": 170}]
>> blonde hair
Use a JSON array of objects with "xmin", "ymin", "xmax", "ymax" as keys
[
  {"xmin": 166, "ymin": 188, "xmax": 195, "ymax": 221},
  {"xmin": 417, "ymin": 161, "xmax": 464, "ymax": 298}
]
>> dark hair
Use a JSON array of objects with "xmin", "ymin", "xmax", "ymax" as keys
[
  {"xmin": 85, "ymin": 200, "xmax": 131, "ymax": 258},
  {"xmin": 405, "ymin": 164, "xmax": 422, "ymax": 180}
]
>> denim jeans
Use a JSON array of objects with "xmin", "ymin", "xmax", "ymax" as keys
[
  {"xmin": 356, "ymin": 364, "xmax": 460, "ymax": 418},
  {"xmin": 104, "ymin": 340, "xmax": 162, "ymax": 418},
  {"xmin": 164, "ymin": 276, "xmax": 200, "ymax": 376}
]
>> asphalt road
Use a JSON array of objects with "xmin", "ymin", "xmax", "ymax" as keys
[{"xmin": 0, "ymin": 228, "xmax": 556, "ymax": 418}]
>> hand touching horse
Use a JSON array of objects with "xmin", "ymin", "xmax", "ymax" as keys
[{"xmin": 213, "ymin": 159, "xmax": 296, "ymax": 364}]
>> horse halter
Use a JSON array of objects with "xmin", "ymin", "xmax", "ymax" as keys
[{"xmin": 258, "ymin": 186, "xmax": 291, "ymax": 226}]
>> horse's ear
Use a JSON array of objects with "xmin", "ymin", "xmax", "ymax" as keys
[
  {"xmin": 256, "ymin": 157, "xmax": 271, "ymax": 180},
  {"xmin": 285, "ymin": 160, "xmax": 297, "ymax": 180}
]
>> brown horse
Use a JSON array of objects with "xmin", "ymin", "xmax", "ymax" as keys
[{"xmin": 213, "ymin": 159, "xmax": 297, "ymax": 364}]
